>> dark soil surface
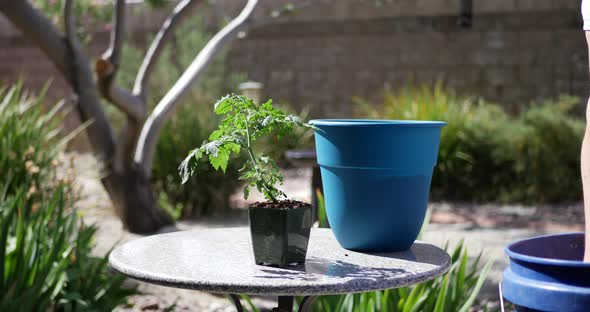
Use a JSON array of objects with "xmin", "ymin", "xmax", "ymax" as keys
[{"xmin": 250, "ymin": 199, "xmax": 310, "ymax": 209}]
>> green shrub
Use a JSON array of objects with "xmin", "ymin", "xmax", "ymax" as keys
[
  {"xmin": 0, "ymin": 83, "xmax": 61, "ymax": 195},
  {"xmin": 0, "ymin": 84, "xmax": 135, "ymax": 311},
  {"xmin": 1, "ymin": 186, "xmax": 76, "ymax": 311},
  {"xmin": 154, "ymin": 103, "xmax": 244, "ymax": 217},
  {"xmin": 261, "ymin": 105, "xmax": 316, "ymax": 166},
  {"xmin": 511, "ymin": 99, "xmax": 584, "ymax": 202},
  {"xmin": 357, "ymin": 83, "xmax": 584, "ymax": 203},
  {"xmin": 0, "ymin": 186, "xmax": 135, "ymax": 312}
]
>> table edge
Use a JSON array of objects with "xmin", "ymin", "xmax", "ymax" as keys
[{"xmin": 109, "ymin": 251, "xmax": 451, "ymax": 296}]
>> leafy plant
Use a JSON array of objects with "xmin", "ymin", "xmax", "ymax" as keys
[
  {"xmin": 180, "ymin": 94, "xmax": 315, "ymax": 203},
  {"xmin": 0, "ymin": 83, "xmax": 136, "ymax": 311},
  {"xmin": 0, "ymin": 186, "xmax": 75, "ymax": 311},
  {"xmin": 357, "ymin": 83, "xmax": 584, "ymax": 203},
  {"xmin": 261, "ymin": 105, "xmax": 315, "ymax": 167},
  {"xmin": 0, "ymin": 186, "xmax": 135, "ymax": 312},
  {"xmin": 152, "ymin": 102, "xmax": 245, "ymax": 218},
  {"xmin": 0, "ymin": 83, "xmax": 61, "ymax": 196}
]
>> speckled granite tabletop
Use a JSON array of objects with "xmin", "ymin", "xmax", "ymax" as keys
[{"xmin": 109, "ymin": 227, "xmax": 450, "ymax": 296}]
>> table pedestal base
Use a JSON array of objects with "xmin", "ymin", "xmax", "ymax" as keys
[{"xmin": 230, "ymin": 294, "xmax": 317, "ymax": 312}]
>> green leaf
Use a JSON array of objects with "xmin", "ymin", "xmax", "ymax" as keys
[
  {"xmin": 210, "ymin": 148, "xmax": 230, "ymax": 173},
  {"xmin": 179, "ymin": 148, "xmax": 203, "ymax": 184},
  {"xmin": 243, "ymin": 186, "xmax": 250, "ymax": 200},
  {"xmin": 316, "ymin": 190, "xmax": 329, "ymax": 228},
  {"xmin": 433, "ymin": 272, "xmax": 450, "ymax": 312},
  {"xmin": 214, "ymin": 95, "xmax": 232, "ymax": 114},
  {"xmin": 240, "ymin": 295, "xmax": 260, "ymax": 312},
  {"xmin": 455, "ymin": 248, "xmax": 468, "ymax": 305},
  {"xmin": 227, "ymin": 142, "xmax": 241, "ymax": 154},
  {"xmin": 457, "ymin": 259, "xmax": 494, "ymax": 312},
  {"xmin": 261, "ymin": 99, "xmax": 273, "ymax": 110},
  {"xmin": 209, "ymin": 129, "xmax": 223, "ymax": 140},
  {"xmin": 451, "ymin": 240, "xmax": 464, "ymax": 262},
  {"xmin": 403, "ymin": 284, "xmax": 424, "ymax": 312},
  {"xmin": 203, "ymin": 140, "xmax": 221, "ymax": 157}
]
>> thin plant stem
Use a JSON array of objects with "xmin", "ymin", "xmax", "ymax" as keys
[{"xmin": 245, "ymin": 115, "xmax": 277, "ymax": 203}]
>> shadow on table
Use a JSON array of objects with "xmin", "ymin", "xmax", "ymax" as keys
[
  {"xmin": 255, "ymin": 256, "xmax": 409, "ymax": 282},
  {"xmin": 253, "ymin": 241, "xmax": 447, "ymax": 283}
]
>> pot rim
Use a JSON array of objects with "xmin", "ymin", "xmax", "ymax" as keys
[
  {"xmin": 248, "ymin": 202, "xmax": 312, "ymax": 210},
  {"xmin": 505, "ymin": 232, "xmax": 590, "ymax": 267},
  {"xmin": 309, "ymin": 119, "xmax": 446, "ymax": 127}
]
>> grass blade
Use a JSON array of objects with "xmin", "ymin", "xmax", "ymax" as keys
[{"xmin": 457, "ymin": 259, "xmax": 494, "ymax": 312}]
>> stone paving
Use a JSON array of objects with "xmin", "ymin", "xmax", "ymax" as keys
[{"xmin": 68, "ymin": 153, "xmax": 584, "ymax": 311}]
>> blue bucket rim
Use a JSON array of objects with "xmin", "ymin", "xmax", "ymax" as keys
[
  {"xmin": 309, "ymin": 119, "xmax": 446, "ymax": 127},
  {"xmin": 505, "ymin": 232, "xmax": 590, "ymax": 267}
]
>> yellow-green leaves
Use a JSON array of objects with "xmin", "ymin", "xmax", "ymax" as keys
[
  {"xmin": 213, "ymin": 94, "xmax": 234, "ymax": 114},
  {"xmin": 180, "ymin": 94, "xmax": 314, "ymax": 203}
]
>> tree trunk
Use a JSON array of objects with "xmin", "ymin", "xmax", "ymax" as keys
[
  {"xmin": 0, "ymin": 0, "xmax": 172, "ymax": 234},
  {"xmin": 0, "ymin": 0, "xmax": 269, "ymax": 234},
  {"xmin": 104, "ymin": 163, "xmax": 173, "ymax": 234}
]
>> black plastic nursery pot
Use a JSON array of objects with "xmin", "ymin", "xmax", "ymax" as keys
[{"xmin": 249, "ymin": 203, "xmax": 312, "ymax": 268}]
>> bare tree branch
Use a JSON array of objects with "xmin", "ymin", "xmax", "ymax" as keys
[
  {"xmin": 133, "ymin": 0, "xmax": 204, "ymax": 100},
  {"xmin": 63, "ymin": 0, "xmax": 75, "ymax": 43},
  {"xmin": 94, "ymin": 0, "xmax": 146, "ymax": 121},
  {"xmin": 0, "ymin": 0, "xmax": 116, "ymax": 161},
  {"xmin": 104, "ymin": 82, "xmax": 147, "ymax": 120},
  {"xmin": 134, "ymin": 0, "xmax": 261, "ymax": 175},
  {"xmin": 103, "ymin": 0, "xmax": 126, "ymax": 69},
  {"xmin": 95, "ymin": 56, "xmax": 146, "ymax": 121}
]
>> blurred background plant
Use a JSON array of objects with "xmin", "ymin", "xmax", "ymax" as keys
[
  {"xmin": 261, "ymin": 105, "xmax": 316, "ymax": 166},
  {"xmin": 0, "ymin": 83, "xmax": 135, "ymax": 310},
  {"xmin": 356, "ymin": 82, "xmax": 584, "ymax": 203}
]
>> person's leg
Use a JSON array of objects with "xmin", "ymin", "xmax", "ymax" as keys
[{"xmin": 583, "ymin": 32, "xmax": 590, "ymax": 262}]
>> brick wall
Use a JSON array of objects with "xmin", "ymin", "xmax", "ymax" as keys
[
  {"xmin": 0, "ymin": 0, "xmax": 587, "ymax": 134},
  {"xmin": 227, "ymin": 0, "xmax": 588, "ymax": 117}
]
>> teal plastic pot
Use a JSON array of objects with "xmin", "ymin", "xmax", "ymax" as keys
[{"xmin": 310, "ymin": 119, "xmax": 445, "ymax": 252}]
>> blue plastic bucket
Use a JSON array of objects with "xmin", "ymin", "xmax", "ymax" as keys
[
  {"xmin": 502, "ymin": 233, "xmax": 590, "ymax": 312},
  {"xmin": 310, "ymin": 119, "xmax": 445, "ymax": 252}
]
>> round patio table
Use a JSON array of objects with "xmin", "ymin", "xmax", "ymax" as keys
[{"xmin": 109, "ymin": 227, "xmax": 450, "ymax": 312}]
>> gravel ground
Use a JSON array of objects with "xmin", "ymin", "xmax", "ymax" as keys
[{"xmin": 67, "ymin": 153, "xmax": 585, "ymax": 311}]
